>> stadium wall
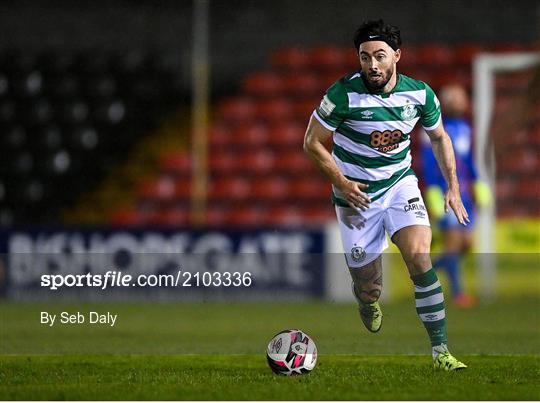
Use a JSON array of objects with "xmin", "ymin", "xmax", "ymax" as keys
[{"xmin": 0, "ymin": 0, "xmax": 537, "ymax": 94}]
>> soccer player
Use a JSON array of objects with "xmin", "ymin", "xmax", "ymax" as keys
[
  {"xmin": 303, "ymin": 19, "xmax": 468, "ymax": 370},
  {"xmin": 421, "ymin": 84, "xmax": 492, "ymax": 308}
]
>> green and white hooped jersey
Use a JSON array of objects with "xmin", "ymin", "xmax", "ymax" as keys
[{"xmin": 313, "ymin": 72, "xmax": 441, "ymax": 205}]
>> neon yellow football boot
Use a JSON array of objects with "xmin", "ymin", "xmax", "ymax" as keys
[
  {"xmin": 433, "ymin": 345, "xmax": 467, "ymax": 371},
  {"xmin": 351, "ymin": 282, "xmax": 382, "ymax": 333}
]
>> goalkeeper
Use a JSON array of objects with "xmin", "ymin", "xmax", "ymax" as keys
[{"xmin": 421, "ymin": 84, "xmax": 492, "ymax": 308}]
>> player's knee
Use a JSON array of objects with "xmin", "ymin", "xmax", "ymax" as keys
[{"xmin": 404, "ymin": 242, "xmax": 431, "ymax": 270}]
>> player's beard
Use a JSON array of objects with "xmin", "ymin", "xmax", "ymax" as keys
[{"xmin": 365, "ymin": 65, "xmax": 395, "ymax": 93}]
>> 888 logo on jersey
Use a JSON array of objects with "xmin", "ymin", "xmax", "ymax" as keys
[{"xmin": 369, "ymin": 129, "xmax": 407, "ymax": 152}]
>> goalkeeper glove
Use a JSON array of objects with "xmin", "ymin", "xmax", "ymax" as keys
[
  {"xmin": 425, "ymin": 186, "xmax": 445, "ymax": 219},
  {"xmin": 474, "ymin": 180, "xmax": 492, "ymax": 208}
]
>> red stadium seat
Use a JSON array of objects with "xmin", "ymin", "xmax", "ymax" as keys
[
  {"xmin": 137, "ymin": 176, "xmax": 176, "ymax": 201},
  {"xmin": 302, "ymin": 206, "xmax": 335, "ymax": 223},
  {"xmin": 251, "ymin": 177, "xmax": 290, "ymax": 201},
  {"xmin": 216, "ymin": 97, "xmax": 256, "ymax": 123},
  {"xmin": 233, "ymin": 123, "xmax": 269, "ymax": 147},
  {"xmin": 276, "ymin": 150, "xmax": 315, "ymax": 173},
  {"xmin": 174, "ymin": 179, "xmax": 191, "ymax": 200},
  {"xmin": 159, "ymin": 152, "xmax": 191, "ymax": 175},
  {"xmin": 417, "ymin": 44, "xmax": 455, "ymax": 69},
  {"xmin": 109, "ymin": 207, "xmax": 147, "ymax": 226},
  {"xmin": 148, "ymin": 207, "xmax": 189, "ymax": 227},
  {"xmin": 206, "ymin": 204, "xmax": 228, "ymax": 226},
  {"xmin": 294, "ymin": 98, "xmax": 320, "ymax": 120},
  {"xmin": 228, "ymin": 205, "xmax": 268, "ymax": 226},
  {"xmin": 343, "ymin": 49, "xmax": 360, "ymax": 70},
  {"xmin": 490, "ymin": 43, "xmax": 527, "ymax": 53},
  {"xmin": 240, "ymin": 150, "xmax": 276, "ymax": 174},
  {"xmin": 243, "ymin": 72, "xmax": 284, "ymax": 97},
  {"xmin": 398, "ymin": 45, "xmax": 419, "ymax": 72},
  {"xmin": 291, "ymin": 178, "xmax": 330, "ymax": 201},
  {"xmin": 267, "ymin": 121, "xmax": 305, "ymax": 148},
  {"xmin": 209, "ymin": 152, "xmax": 238, "ymax": 174},
  {"xmin": 209, "ymin": 124, "xmax": 232, "ymax": 149},
  {"xmin": 271, "ymin": 47, "xmax": 310, "ymax": 70},
  {"xmin": 454, "ymin": 43, "xmax": 484, "ymax": 66},
  {"xmin": 209, "ymin": 177, "xmax": 251, "ymax": 201},
  {"xmin": 256, "ymin": 98, "xmax": 294, "ymax": 121},
  {"xmin": 267, "ymin": 205, "xmax": 304, "ymax": 226},
  {"xmin": 308, "ymin": 46, "xmax": 346, "ymax": 70},
  {"xmin": 282, "ymin": 72, "xmax": 321, "ymax": 97}
]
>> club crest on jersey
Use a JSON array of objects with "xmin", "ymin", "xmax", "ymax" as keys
[
  {"xmin": 351, "ymin": 246, "xmax": 366, "ymax": 262},
  {"xmin": 400, "ymin": 103, "xmax": 417, "ymax": 120}
]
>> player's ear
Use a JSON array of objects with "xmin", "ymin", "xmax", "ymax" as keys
[{"xmin": 394, "ymin": 48, "xmax": 401, "ymax": 63}]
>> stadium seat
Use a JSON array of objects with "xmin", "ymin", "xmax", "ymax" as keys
[
  {"xmin": 251, "ymin": 177, "xmax": 290, "ymax": 201},
  {"xmin": 267, "ymin": 205, "xmax": 304, "ymax": 226},
  {"xmin": 397, "ymin": 45, "xmax": 419, "ymax": 72},
  {"xmin": 267, "ymin": 121, "xmax": 305, "ymax": 148},
  {"xmin": 137, "ymin": 177, "xmax": 177, "ymax": 201},
  {"xmin": 159, "ymin": 152, "xmax": 192, "ymax": 175},
  {"xmin": 148, "ymin": 206, "xmax": 189, "ymax": 227},
  {"xmin": 256, "ymin": 98, "xmax": 294, "ymax": 121},
  {"xmin": 216, "ymin": 97, "xmax": 256, "ymax": 123},
  {"xmin": 275, "ymin": 150, "xmax": 315, "ymax": 174},
  {"xmin": 281, "ymin": 72, "xmax": 321, "ymax": 97},
  {"xmin": 294, "ymin": 98, "xmax": 320, "ymax": 120},
  {"xmin": 208, "ymin": 124, "xmax": 231, "ymax": 149},
  {"xmin": 206, "ymin": 204, "xmax": 229, "ymax": 227},
  {"xmin": 417, "ymin": 44, "xmax": 455, "ymax": 68},
  {"xmin": 270, "ymin": 47, "xmax": 309, "ymax": 70},
  {"xmin": 308, "ymin": 46, "xmax": 346, "ymax": 70},
  {"xmin": 240, "ymin": 150, "xmax": 276, "ymax": 175},
  {"xmin": 227, "ymin": 205, "xmax": 268, "ymax": 227},
  {"xmin": 243, "ymin": 72, "xmax": 284, "ymax": 97},
  {"xmin": 209, "ymin": 177, "xmax": 251, "ymax": 201},
  {"xmin": 233, "ymin": 123, "xmax": 269, "ymax": 147},
  {"xmin": 290, "ymin": 178, "xmax": 330, "ymax": 201},
  {"xmin": 302, "ymin": 205, "xmax": 335, "ymax": 223},
  {"xmin": 174, "ymin": 179, "xmax": 192, "ymax": 200},
  {"xmin": 209, "ymin": 152, "xmax": 239, "ymax": 174},
  {"xmin": 454, "ymin": 43, "xmax": 484, "ymax": 66},
  {"xmin": 109, "ymin": 207, "xmax": 147, "ymax": 227}
]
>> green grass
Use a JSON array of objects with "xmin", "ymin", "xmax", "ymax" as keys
[
  {"xmin": 1, "ymin": 355, "xmax": 538, "ymax": 400},
  {"xmin": 1, "ymin": 296, "xmax": 539, "ymax": 400}
]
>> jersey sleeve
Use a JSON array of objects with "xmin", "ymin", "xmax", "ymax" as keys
[
  {"xmin": 313, "ymin": 80, "xmax": 349, "ymax": 131},
  {"xmin": 420, "ymin": 83, "xmax": 442, "ymax": 131}
]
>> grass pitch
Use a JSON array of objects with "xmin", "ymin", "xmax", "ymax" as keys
[
  {"xmin": 1, "ymin": 294, "xmax": 539, "ymax": 400},
  {"xmin": 1, "ymin": 355, "xmax": 538, "ymax": 400}
]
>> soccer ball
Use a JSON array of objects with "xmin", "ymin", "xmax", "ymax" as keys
[{"xmin": 266, "ymin": 329, "xmax": 317, "ymax": 375}]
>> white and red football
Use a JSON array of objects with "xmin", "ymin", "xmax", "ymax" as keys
[{"xmin": 266, "ymin": 329, "xmax": 317, "ymax": 375}]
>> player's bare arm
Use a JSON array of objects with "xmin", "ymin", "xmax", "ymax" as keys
[
  {"xmin": 426, "ymin": 124, "xmax": 470, "ymax": 225},
  {"xmin": 303, "ymin": 116, "xmax": 371, "ymax": 210}
]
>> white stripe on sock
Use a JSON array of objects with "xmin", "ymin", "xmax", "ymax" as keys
[
  {"xmin": 415, "ymin": 292, "xmax": 444, "ymax": 308},
  {"xmin": 419, "ymin": 309, "xmax": 446, "ymax": 322},
  {"xmin": 414, "ymin": 280, "xmax": 441, "ymax": 293}
]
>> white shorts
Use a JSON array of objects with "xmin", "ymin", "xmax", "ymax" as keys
[{"xmin": 335, "ymin": 175, "xmax": 430, "ymax": 268}]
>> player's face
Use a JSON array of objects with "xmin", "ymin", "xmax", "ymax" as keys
[{"xmin": 358, "ymin": 41, "xmax": 400, "ymax": 92}]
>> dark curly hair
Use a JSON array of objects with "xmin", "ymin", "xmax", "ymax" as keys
[{"xmin": 353, "ymin": 19, "xmax": 402, "ymax": 51}]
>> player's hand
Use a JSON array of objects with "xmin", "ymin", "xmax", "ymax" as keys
[
  {"xmin": 444, "ymin": 187, "xmax": 470, "ymax": 226},
  {"xmin": 338, "ymin": 179, "xmax": 371, "ymax": 211}
]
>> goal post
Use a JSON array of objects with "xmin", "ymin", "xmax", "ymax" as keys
[{"xmin": 472, "ymin": 52, "xmax": 540, "ymax": 300}]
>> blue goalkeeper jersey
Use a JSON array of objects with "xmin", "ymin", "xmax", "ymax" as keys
[{"xmin": 421, "ymin": 117, "xmax": 477, "ymax": 205}]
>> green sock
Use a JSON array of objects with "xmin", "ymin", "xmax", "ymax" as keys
[{"xmin": 411, "ymin": 268, "xmax": 448, "ymax": 347}]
